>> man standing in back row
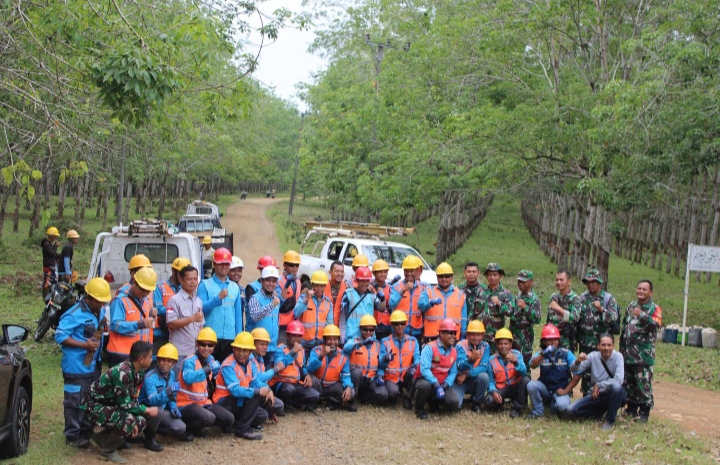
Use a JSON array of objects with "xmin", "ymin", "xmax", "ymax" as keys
[
  {"xmin": 547, "ymin": 270, "xmax": 581, "ymax": 352},
  {"xmin": 478, "ymin": 263, "xmax": 515, "ymax": 352}
]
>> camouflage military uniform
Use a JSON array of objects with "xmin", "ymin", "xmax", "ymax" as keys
[
  {"xmin": 620, "ymin": 299, "xmax": 661, "ymax": 410},
  {"xmin": 81, "ymin": 361, "xmax": 148, "ymax": 438},
  {"xmin": 577, "ymin": 290, "xmax": 620, "ymax": 354},
  {"xmin": 459, "ymin": 282, "xmax": 487, "ymax": 321},
  {"xmin": 546, "ymin": 290, "xmax": 581, "ymax": 351},
  {"xmin": 511, "ymin": 289, "xmax": 541, "ymax": 359},
  {"xmin": 478, "ymin": 284, "xmax": 516, "ymax": 352}
]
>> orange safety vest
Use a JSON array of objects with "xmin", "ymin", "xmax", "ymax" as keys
[
  {"xmin": 415, "ymin": 341, "xmax": 456, "ymax": 385},
  {"xmin": 456, "ymin": 340, "xmax": 483, "ymax": 371},
  {"xmin": 373, "ymin": 281, "xmax": 391, "ymax": 326},
  {"xmin": 382, "ymin": 336, "xmax": 418, "ymax": 383},
  {"xmin": 312, "ymin": 346, "xmax": 348, "ymax": 387},
  {"xmin": 392, "ymin": 281, "xmax": 426, "ymax": 331},
  {"xmin": 107, "ymin": 295, "xmax": 154, "ymax": 355},
  {"xmin": 279, "ymin": 275, "xmax": 302, "ymax": 327},
  {"xmin": 269, "ymin": 343, "xmax": 305, "ymax": 386},
  {"xmin": 349, "ymin": 340, "xmax": 380, "ymax": 379},
  {"xmin": 324, "ymin": 281, "xmax": 347, "ymax": 329},
  {"xmin": 176, "ymin": 356, "xmax": 211, "ymax": 407},
  {"xmin": 423, "ymin": 286, "xmax": 464, "ymax": 338},
  {"xmin": 213, "ymin": 355, "xmax": 253, "ymax": 404},
  {"xmin": 157, "ymin": 281, "xmax": 176, "ymax": 329},
  {"xmin": 299, "ymin": 295, "xmax": 333, "ymax": 342},
  {"xmin": 489, "ymin": 355, "xmax": 521, "ymax": 390}
]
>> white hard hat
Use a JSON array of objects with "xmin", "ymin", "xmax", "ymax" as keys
[
  {"xmin": 230, "ymin": 256, "xmax": 244, "ymax": 269},
  {"xmin": 261, "ymin": 266, "xmax": 280, "ymax": 280}
]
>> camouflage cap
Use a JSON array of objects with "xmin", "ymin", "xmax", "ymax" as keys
[
  {"xmin": 483, "ymin": 262, "xmax": 505, "ymax": 276},
  {"xmin": 582, "ymin": 269, "xmax": 604, "ymax": 284},
  {"xmin": 517, "ymin": 270, "xmax": 534, "ymax": 282}
]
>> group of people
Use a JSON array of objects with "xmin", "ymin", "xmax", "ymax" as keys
[
  {"xmin": 51, "ymin": 234, "xmax": 662, "ymax": 463},
  {"xmin": 40, "ymin": 226, "xmax": 80, "ymax": 297}
]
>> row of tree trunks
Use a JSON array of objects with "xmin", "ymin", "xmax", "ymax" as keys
[{"xmin": 436, "ymin": 191, "xmax": 495, "ymax": 264}]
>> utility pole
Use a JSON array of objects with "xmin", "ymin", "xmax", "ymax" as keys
[{"xmin": 288, "ymin": 112, "xmax": 305, "ymax": 216}]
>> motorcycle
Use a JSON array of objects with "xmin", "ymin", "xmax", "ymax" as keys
[
  {"xmin": 35, "ymin": 280, "xmax": 86, "ymax": 342},
  {"xmin": 241, "ymin": 190, "xmax": 248, "ymax": 200},
  {"xmin": 265, "ymin": 190, "xmax": 272, "ymax": 198}
]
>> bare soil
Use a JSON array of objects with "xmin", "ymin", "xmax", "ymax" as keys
[{"xmin": 72, "ymin": 198, "xmax": 720, "ymax": 464}]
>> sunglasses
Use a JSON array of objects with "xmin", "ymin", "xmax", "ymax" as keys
[
  {"xmin": 438, "ymin": 274, "xmax": 453, "ymax": 279},
  {"xmin": 360, "ymin": 327, "xmax": 375, "ymax": 332},
  {"xmin": 391, "ymin": 322, "xmax": 406, "ymax": 326},
  {"xmin": 440, "ymin": 331, "xmax": 456, "ymax": 335},
  {"xmin": 285, "ymin": 263, "xmax": 300, "ymax": 268},
  {"xmin": 197, "ymin": 342, "xmax": 216, "ymax": 348}
]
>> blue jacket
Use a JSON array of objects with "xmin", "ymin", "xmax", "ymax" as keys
[
  {"xmin": 55, "ymin": 300, "xmax": 105, "ymax": 378},
  {"xmin": 339, "ymin": 289, "xmax": 379, "ymax": 342},
  {"xmin": 153, "ymin": 279, "xmax": 181, "ymax": 338},
  {"xmin": 109, "ymin": 291, "xmax": 152, "ymax": 339},
  {"xmin": 535, "ymin": 347, "xmax": 576, "ymax": 393},
  {"xmin": 455, "ymin": 340, "xmax": 490, "ymax": 379},
  {"xmin": 139, "ymin": 367, "xmax": 178, "ymax": 410},
  {"xmin": 220, "ymin": 357, "xmax": 259, "ymax": 407},
  {"xmin": 249, "ymin": 353, "xmax": 275, "ymax": 387},
  {"xmin": 306, "ymin": 348, "xmax": 353, "ymax": 389},
  {"xmin": 419, "ymin": 342, "xmax": 458, "ymax": 386},
  {"xmin": 246, "ymin": 290, "xmax": 280, "ymax": 353},
  {"xmin": 181, "ymin": 354, "xmax": 216, "ymax": 385},
  {"xmin": 197, "ymin": 275, "xmax": 243, "ymax": 340},
  {"xmin": 273, "ymin": 344, "xmax": 307, "ymax": 379},
  {"xmin": 488, "ymin": 350, "xmax": 528, "ymax": 393},
  {"xmin": 418, "ymin": 285, "xmax": 468, "ymax": 337}
]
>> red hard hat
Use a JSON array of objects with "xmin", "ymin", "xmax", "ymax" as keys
[
  {"xmin": 257, "ymin": 255, "xmax": 277, "ymax": 270},
  {"xmin": 213, "ymin": 248, "xmax": 232, "ymax": 264},
  {"xmin": 439, "ymin": 318, "xmax": 457, "ymax": 332},
  {"xmin": 355, "ymin": 266, "xmax": 372, "ymax": 281},
  {"xmin": 286, "ymin": 320, "xmax": 304, "ymax": 336},
  {"xmin": 541, "ymin": 324, "xmax": 561, "ymax": 339}
]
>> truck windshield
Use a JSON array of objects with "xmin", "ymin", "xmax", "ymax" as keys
[
  {"xmin": 124, "ymin": 243, "xmax": 180, "ymax": 264},
  {"xmin": 363, "ymin": 245, "xmax": 424, "ymax": 269}
]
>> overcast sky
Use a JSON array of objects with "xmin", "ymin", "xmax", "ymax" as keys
[{"xmin": 248, "ymin": 0, "xmax": 327, "ymax": 110}]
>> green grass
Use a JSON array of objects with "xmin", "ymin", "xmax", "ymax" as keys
[
  {"xmin": 0, "ymin": 193, "xmax": 238, "ymax": 464},
  {"xmin": 268, "ymin": 198, "xmax": 335, "ymax": 254}
]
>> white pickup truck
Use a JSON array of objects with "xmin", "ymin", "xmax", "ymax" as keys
[{"xmin": 297, "ymin": 221, "xmax": 437, "ymax": 286}]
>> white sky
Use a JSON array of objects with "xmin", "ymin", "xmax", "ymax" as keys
[{"xmin": 248, "ymin": 0, "xmax": 328, "ymax": 111}]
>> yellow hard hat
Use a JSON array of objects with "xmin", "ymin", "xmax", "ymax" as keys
[
  {"xmin": 283, "ymin": 250, "xmax": 301, "ymax": 264},
  {"xmin": 436, "ymin": 262, "xmax": 453, "ymax": 275},
  {"xmin": 311, "ymin": 270, "xmax": 329, "ymax": 285},
  {"xmin": 134, "ymin": 267, "xmax": 157, "ymax": 291},
  {"xmin": 202, "ymin": 236, "xmax": 212, "ymax": 245},
  {"xmin": 172, "ymin": 257, "xmax": 191, "ymax": 272},
  {"xmin": 157, "ymin": 343, "xmax": 179, "ymax": 361},
  {"xmin": 231, "ymin": 331, "xmax": 256, "ymax": 350},
  {"xmin": 352, "ymin": 254, "xmax": 369, "ymax": 267},
  {"xmin": 372, "ymin": 259, "xmax": 390, "ymax": 272},
  {"xmin": 46, "ymin": 226, "xmax": 59, "ymax": 237},
  {"xmin": 251, "ymin": 327, "xmax": 271, "ymax": 343},
  {"xmin": 66, "ymin": 229, "xmax": 80, "ymax": 239},
  {"xmin": 85, "ymin": 277, "xmax": 112, "ymax": 303},
  {"xmin": 128, "ymin": 254, "xmax": 151, "ymax": 270},
  {"xmin": 494, "ymin": 328, "xmax": 513, "ymax": 341},
  {"xmin": 402, "ymin": 255, "xmax": 421, "ymax": 270},
  {"xmin": 359, "ymin": 314, "xmax": 377, "ymax": 327},
  {"xmin": 467, "ymin": 320, "xmax": 486, "ymax": 334},
  {"xmin": 390, "ymin": 310, "xmax": 408, "ymax": 323},
  {"xmin": 197, "ymin": 327, "xmax": 218, "ymax": 343},
  {"xmin": 322, "ymin": 324, "xmax": 341, "ymax": 338}
]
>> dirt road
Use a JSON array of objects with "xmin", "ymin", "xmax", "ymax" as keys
[{"xmin": 73, "ymin": 197, "xmax": 720, "ymax": 464}]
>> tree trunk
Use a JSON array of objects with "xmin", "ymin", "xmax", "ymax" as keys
[
  {"xmin": 158, "ymin": 177, "xmax": 168, "ymax": 220},
  {"xmin": 80, "ymin": 176, "xmax": 90, "ymax": 225},
  {"xmin": 101, "ymin": 190, "xmax": 109, "ymax": 230},
  {"xmin": 57, "ymin": 177, "xmax": 67, "ymax": 220},
  {"xmin": 707, "ymin": 168, "xmax": 720, "ymax": 282},
  {"xmin": 122, "ymin": 181, "xmax": 132, "ymax": 224},
  {"xmin": 666, "ymin": 203, "xmax": 678, "ymax": 274},
  {"xmin": 13, "ymin": 182, "xmax": 21, "ymax": 233},
  {"xmin": 0, "ymin": 182, "xmax": 9, "ymax": 239}
]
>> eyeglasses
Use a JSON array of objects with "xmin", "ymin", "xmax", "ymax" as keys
[
  {"xmin": 437, "ymin": 275, "xmax": 453, "ymax": 279},
  {"xmin": 391, "ymin": 322, "xmax": 407, "ymax": 326},
  {"xmin": 360, "ymin": 327, "xmax": 375, "ymax": 332},
  {"xmin": 285, "ymin": 263, "xmax": 300, "ymax": 268},
  {"xmin": 197, "ymin": 342, "xmax": 216, "ymax": 348}
]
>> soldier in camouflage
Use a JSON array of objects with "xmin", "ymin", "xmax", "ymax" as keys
[
  {"xmin": 577, "ymin": 269, "xmax": 620, "ymax": 393},
  {"xmin": 546, "ymin": 270, "xmax": 581, "ymax": 352},
  {"xmin": 620, "ymin": 279, "xmax": 662, "ymax": 423},
  {"xmin": 511, "ymin": 270, "xmax": 541, "ymax": 370},
  {"xmin": 82, "ymin": 341, "xmax": 161, "ymax": 463},
  {"xmin": 458, "ymin": 262, "xmax": 486, "ymax": 321},
  {"xmin": 478, "ymin": 263, "xmax": 516, "ymax": 352}
]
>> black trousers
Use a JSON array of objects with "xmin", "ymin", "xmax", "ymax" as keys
[
  {"xmin": 273, "ymin": 382, "xmax": 320, "ymax": 408},
  {"xmin": 414, "ymin": 378, "xmax": 459, "ymax": 413},
  {"xmin": 218, "ymin": 395, "xmax": 266, "ymax": 434},
  {"xmin": 179, "ymin": 402, "xmax": 234, "ymax": 434},
  {"xmin": 484, "ymin": 376, "xmax": 530, "ymax": 411}
]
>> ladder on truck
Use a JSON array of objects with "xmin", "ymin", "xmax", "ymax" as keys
[{"xmin": 304, "ymin": 220, "xmax": 415, "ymax": 238}]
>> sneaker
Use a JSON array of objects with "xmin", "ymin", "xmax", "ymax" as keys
[
  {"xmin": 143, "ymin": 438, "xmax": 163, "ymax": 452},
  {"xmin": 525, "ymin": 412, "xmax": 542, "ymax": 420},
  {"xmin": 510, "ymin": 409, "xmax": 521, "ymax": 419},
  {"xmin": 415, "ymin": 410, "xmax": 428, "ymax": 420},
  {"xmin": 236, "ymin": 430, "xmax": 263, "ymax": 440},
  {"xmin": 402, "ymin": 397, "xmax": 413, "ymax": 410},
  {"xmin": 66, "ymin": 437, "xmax": 90, "ymax": 448},
  {"xmin": 100, "ymin": 450, "xmax": 129, "ymax": 464},
  {"xmin": 601, "ymin": 421, "xmax": 615, "ymax": 431},
  {"xmin": 178, "ymin": 432, "xmax": 194, "ymax": 442}
]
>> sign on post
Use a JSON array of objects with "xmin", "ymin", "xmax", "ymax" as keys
[{"xmin": 683, "ymin": 244, "xmax": 720, "ymax": 345}]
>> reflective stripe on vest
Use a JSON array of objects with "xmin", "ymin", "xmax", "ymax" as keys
[
  {"xmin": 213, "ymin": 355, "xmax": 253, "ymax": 404},
  {"xmin": 176, "ymin": 357, "xmax": 210, "ymax": 407},
  {"xmin": 457, "ymin": 340, "xmax": 483, "ymax": 370},
  {"xmin": 490, "ymin": 355, "xmax": 521, "ymax": 390},
  {"xmin": 300, "ymin": 296, "xmax": 333, "ymax": 342},
  {"xmin": 269, "ymin": 344, "xmax": 304, "ymax": 386},
  {"xmin": 312, "ymin": 346, "xmax": 347, "ymax": 387},
  {"xmin": 324, "ymin": 281, "xmax": 347, "ymax": 330},
  {"xmin": 415, "ymin": 341, "xmax": 456, "ymax": 385},
  {"xmin": 107, "ymin": 295, "xmax": 154, "ymax": 355},
  {"xmin": 393, "ymin": 281, "xmax": 426, "ymax": 330},
  {"xmin": 382, "ymin": 336, "xmax": 417, "ymax": 383},
  {"xmin": 424, "ymin": 287, "xmax": 464, "ymax": 338},
  {"xmin": 349, "ymin": 341, "xmax": 380, "ymax": 379},
  {"xmin": 373, "ymin": 282, "xmax": 391, "ymax": 326},
  {"xmin": 157, "ymin": 281, "xmax": 176, "ymax": 328},
  {"xmin": 279, "ymin": 275, "xmax": 302, "ymax": 326}
]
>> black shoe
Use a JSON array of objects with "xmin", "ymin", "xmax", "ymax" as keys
[
  {"xmin": 178, "ymin": 432, "xmax": 194, "ymax": 442},
  {"xmin": 638, "ymin": 406, "xmax": 650, "ymax": 423},
  {"xmin": 623, "ymin": 404, "xmax": 639, "ymax": 418},
  {"xmin": 67, "ymin": 437, "xmax": 90, "ymax": 448},
  {"xmin": 525, "ymin": 412, "xmax": 542, "ymax": 420},
  {"xmin": 236, "ymin": 430, "xmax": 262, "ymax": 440},
  {"xmin": 251, "ymin": 425, "xmax": 264, "ymax": 432},
  {"xmin": 402, "ymin": 397, "xmax": 413, "ymax": 410},
  {"xmin": 221, "ymin": 426, "xmax": 235, "ymax": 434},
  {"xmin": 471, "ymin": 402, "xmax": 483, "ymax": 414},
  {"xmin": 346, "ymin": 401, "xmax": 358, "ymax": 412},
  {"xmin": 192, "ymin": 429, "xmax": 208, "ymax": 438},
  {"xmin": 117, "ymin": 440, "xmax": 131, "ymax": 450},
  {"xmin": 428, "ymin": 403, "xmax": 439, "ymax": 414},
  {"xmin": 303, "ymin": 404, "xmax": 317, "ymax": 413},
  {"xmin": 143, "ymin": 438, "xmax": 163, "ymax": 452},
  {"xmin": 510, "ymin": 409, "xmax": 521, "ymax": 419},
  {"xmin": 415, "ymin": 410, "xmax": 428, "ymax": 420},
  {"xmin": 277, "ymin": 409, "xmax": 286, "ymax": 417}
]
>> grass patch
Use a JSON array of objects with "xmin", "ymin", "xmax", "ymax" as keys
[{"xmin": 268, "ymin": 198, "xmax": 336, "ymax": 253}]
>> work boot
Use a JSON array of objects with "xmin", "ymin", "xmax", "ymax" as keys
[
  {"xmin": 415, "ymin": 409, "xmax": 428, "ymax": 420},
  {"xmin": 402, "ymin": 396, "xmax": 413, "ymax": 410},
  {"xmin": 143, "ymin": 438, "xmax": 163, "ymax": 452},
  {"xmin": 346, "ymin": 400, "xmax": 358, "ymax": 412},
  {"xmin": 638, "ymin": 406, "xmax": 650, "ymax": 423},
  {"xmin": 99, "ymin": 432, "xmax": 128, "ymax": 464},
  {"xmin": 192, "ymin": 428, "xmax": 208, "ymax": 438},
  {"xmin": 623, "ymin": 403, "xmax": 639, "ymax": 419},
  {"xmin": 178, "ymin": 431, "xmax": 194, "ymax": 442},
  {"xmin": 471, "ymin": 402, "xmax": 483, "ymax": 414}
]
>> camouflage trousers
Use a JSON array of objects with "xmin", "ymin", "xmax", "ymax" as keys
[
  {"xmin": 85, "ymin": 404, "xmax": 148, "ymax": 439},
  {"xmin": 624, "ymin": 364, "xmax": 654, "ymax": 409}
]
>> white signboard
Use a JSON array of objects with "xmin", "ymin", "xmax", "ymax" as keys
[{"xmin": 687, "ymin": 245, "xmax": 720, "ymax": 272}]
